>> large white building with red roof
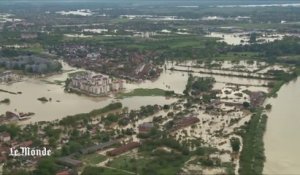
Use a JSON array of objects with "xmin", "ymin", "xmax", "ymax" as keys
[{"xmin": 70, "ymin": 72, "xmax": 123, "ymax": 95}]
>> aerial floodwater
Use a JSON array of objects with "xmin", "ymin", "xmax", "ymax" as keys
[
  {"xmin": 1, "ymin": 1, "xmax": 300, "ymax": 174},
  {"xmin": 0, "ymin": 61, "xmax": 177, "ymax": 122},
  {"xmin": 264, "ymin": 78, "xmax": 300, "ymax": 174}
]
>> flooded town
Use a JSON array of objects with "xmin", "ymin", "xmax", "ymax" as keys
[{"xmin": 0, "ymin": 0, "xmax": 299, "ymax": 175}]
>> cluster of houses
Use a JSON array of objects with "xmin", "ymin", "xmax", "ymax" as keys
[
  {"xmin": 134, "ymin": 63, "xmax": 162, "ymax": 80},
  {"xmin": 215, "ymin": 86, "xmax": 266, "ymax": 109},
  {"xmin": 0, "ymin": 111, "xmax": 35, "ymax": 124},
  {"xmin": 0, "ymin": 71, "xmax": 20, "ymax": 83},
  {"xmin": 54, "ymin": 44, "xmax": 162, "ymax": 81},
  {"xmin": 0, "ymin": 55, "xmax": 62, "ymax": 74},
  {"xmin": 170, "ymin": 115, "xmax": 200, "ymax": 132},
  {"xmin": 69, "ymin": 72, "xmax": 124, "ymax": 95},
  {"xmin": 56, "ymin": 140, "xmax": 140, "ymax": 173},
  {"xmin": 0, "ymin": 132, "xmax": 34, "ymax": 163}
]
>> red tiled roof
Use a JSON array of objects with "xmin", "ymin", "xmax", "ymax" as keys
[
  {"xmin": 19, "ymin": 140, "xmax": 33, "ymax": 147},
  {"xmin": 0, "ymin": 132, "xmax": 10, "ymax": 138},
  {"xmin": 138, "ymin": 123, "xmax": 154, "ymax": 134},
  {"xmin": 107, "ymin": 142, "xmax": 140, "ymax": 156},
  {"xmin": 171, "ymin": 117, "xmax": 200, "ymax": 131}
]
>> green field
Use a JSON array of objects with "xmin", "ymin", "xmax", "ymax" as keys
[
  {"xmin": 62, "ymin": 34, "xmax": 215, "ymax": 51},
  {"xmin": 216, "ymin": 52, "xmax": 262, "ymax": 61},
  {"xmin": 238, "ymin": 110, "xmax": 267, "ymax": 175},
  {"xmin": 107, "ymin": 153, "xmax": 189, "ymax": 175},
  {"xmin": 117, "ymin": 88, "xmax": 174, "ymax": 98},
  {"xmin": 81, "ymin": 154, "xmax": 107, "ymax": 165}
]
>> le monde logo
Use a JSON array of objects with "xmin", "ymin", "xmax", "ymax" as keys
[{"xmin": 9, "ymin": 147, "xmax": 51, "ymax": 157}]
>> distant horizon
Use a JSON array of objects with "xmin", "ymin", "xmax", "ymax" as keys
[
  {"xmin": 1, "ymin": 0, "xmax": 300, "ymax": 2},
  {"xmin": 1, "ymin": 0, "xmax": 300, "ymax": 5}
]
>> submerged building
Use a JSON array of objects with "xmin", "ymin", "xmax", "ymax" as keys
[
  {"xmin": 0, "ymin": 71, "xmax": 20, "ymax": 83},
  {"xmin": 70, "ymin": 72, "xmax": 124, "ymax": 95}
]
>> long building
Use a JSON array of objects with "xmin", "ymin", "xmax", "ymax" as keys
[
  {"xmin": 79, "ymin": 140, "xmax": 119, "ymax": 155},
  {"xmin": 106, "ymin": 142, "xmax": 140, "ymax": 156},
  {"xmin": 170, "ymin": 115, "xmax": 200, "ymax": 132}
]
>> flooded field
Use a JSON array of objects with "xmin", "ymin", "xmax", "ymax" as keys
[
  {"xmin": 0, "ymin": 60, "xmax": 270, "ymax": 123},
  {"xmin": 167, "ymin": 61, "xmax": 271, "ymax": 87},
  {"xmin": 0, "ymin": 62, "xmax": 177, "ymax": 123},
  {"xmin": 56, "ymin": 9, "xmax": 93, "ymax": 16},
  {"xmin": 83, "ymin": 29, "xmax": 108, "ymax": 33},
  {"xmin": 120, "ymin": 15, "xmax": 198, "ymax": 21},
  {"xmin": 127, "ymin": 67, "xmax": 269, "ymax": 94},
  {"xmin": 0, "ymin": 13, "xmax": 22, "ymax": 23},
  {"xmin": 201, "ymin": 16, "xmax": 250, "ymax": 21},
  {"xmin": 206, "ymin": 32, "xmax": 284, "ymax": 45},
  {"xmin": 178, "ymin": 60, "xmax": 268, "ymax": 72},
  {"xmin": 64, "ymin": 34, "xmax": 93, "ymax": 38}
]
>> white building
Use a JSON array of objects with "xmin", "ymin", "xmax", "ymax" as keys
[
  {"xmin": 0, "ymin": 71, "xmax": 20, "ymax": 82},
  {"xmin": 0, "ymin": 132, "xmax": 11, "ymax": 143},
  {"xmin": 70, "ymin": 72, "xmax": 123, "ymax": 95}
]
